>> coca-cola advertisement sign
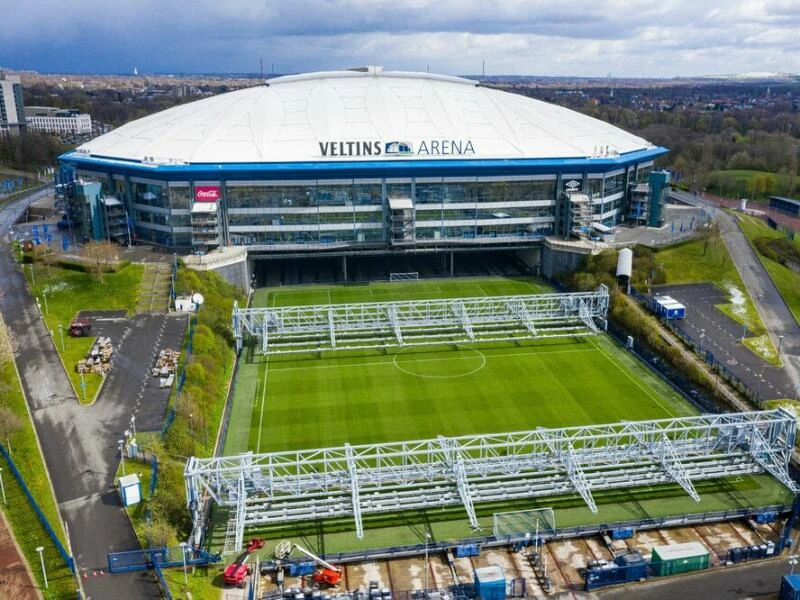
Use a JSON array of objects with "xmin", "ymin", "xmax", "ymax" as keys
[{"xmin": 194, "ymin": 186, "xmax": 220, "ymax": 202}]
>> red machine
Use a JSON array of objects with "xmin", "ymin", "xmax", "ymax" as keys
[
  {"xmin": 69, "ymin": 318, "xmax": 92, "ymax": 337},
  {"xmin": 224, "ymin": 538, "xmax": 265, "ymax": 588},
  {"xmin": 276, "ymin": 540, "xmax": 343, "ymax": 587}
]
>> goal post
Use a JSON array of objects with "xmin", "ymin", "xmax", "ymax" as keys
[
  {"xmin": 493, "ymin": 508, "xmax": 556, "ymax": 539},
  {"xmin": 389, "ymin": 272, "xmax": 419, "ymax": 281}
]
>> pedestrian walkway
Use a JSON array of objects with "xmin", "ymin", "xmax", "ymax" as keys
[{"xmin": 135, "ymin": 262, "xmax": 172, "ymax": 313}]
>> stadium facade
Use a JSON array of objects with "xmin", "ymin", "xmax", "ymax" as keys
[{"xmin": 58, "ymin": 67, "xmax": 668, "ymax": 283}]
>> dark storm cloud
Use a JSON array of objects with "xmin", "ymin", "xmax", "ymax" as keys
[{"xmin": 1, "ymin": 1, "xmax": 799, "ymax": 76}]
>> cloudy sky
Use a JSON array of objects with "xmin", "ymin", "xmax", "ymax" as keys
[{"xmin": 3, "ymin": 0, "xmax": 800, "ymax": 77}]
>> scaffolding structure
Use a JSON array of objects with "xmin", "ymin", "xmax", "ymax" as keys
[
  {"xmin": 185, "ymin": 409, "xmax": 798, "ymax": 552},
  {"xmin": 232, "ymin": 286, "xmax": 610, "ymax": 355}
]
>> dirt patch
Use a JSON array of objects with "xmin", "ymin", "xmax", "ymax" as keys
[{"xmin": 0, "ymin": 509, "xmax": 41, "ymax": 600}]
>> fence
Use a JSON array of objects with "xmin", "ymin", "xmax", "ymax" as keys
[
  {"xmin": 0, "ymin": 443, "xmax": 75, "ymax": 573},
  {"xmin": 161, "ymin": 314, "xmax": 196, "ymax": 438}
]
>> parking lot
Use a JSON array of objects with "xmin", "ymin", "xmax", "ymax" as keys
[
  {"xmin": 83, "ymin": 311, "xmax": 189, "ymax": 432},
  {"xmin": 655, "ymin": 283, "xmax": 794, "ymax": 401}
]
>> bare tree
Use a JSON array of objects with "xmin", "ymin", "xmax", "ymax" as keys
[
  {"xmin": 0, "ymin": 405, "xmax": 22, "ymax": 445},
  {"xmin": 0, "ymin": 315, "xmax": 18, "ymax": 366},
  {"xmin": 83, "ymin": 241, "xmax": 119, "ymax": 283},
  {"xmin": 700, "ymin": 219, "xmax": 721, "ymax": 257}
]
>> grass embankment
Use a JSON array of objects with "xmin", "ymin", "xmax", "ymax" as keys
[
  {"xmin": 654, "ymin": 235, "xmax": 780, "ymax": 365},
  {"xmin": 0, "ymin": 359, "xmax": 77, "ymax": 599},
  {"xmin": 734, "ymin": 213, "xmax": 800, "ymax": 326},
  {"xmin": 23, "ymin": 262, "xmax": 143, "ymax": 404}
]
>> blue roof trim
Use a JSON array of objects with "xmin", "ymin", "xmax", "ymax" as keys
[{"xmin": 60, "ymin": 147, "xmax": 667, "ymax": 180}]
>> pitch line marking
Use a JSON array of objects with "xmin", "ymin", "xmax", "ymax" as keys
[
  {"xmin": 255, "ymin": 356, "xmax": 271, "ymax": 454},
  {"xmin": 268, "ymin": 346, "xmax": 595, "ymax": 373},
  {"xmin": 392, "ymin": 346, "xmax": 487, "ymax": 379},
  {"xmin": 586, "ymin": 336, "xmax": 674, "ymax": 417}
]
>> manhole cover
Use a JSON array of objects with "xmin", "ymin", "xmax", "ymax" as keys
[{"xmin": 727, "ymin": 358, "xmax": 738, "ymax": 366}]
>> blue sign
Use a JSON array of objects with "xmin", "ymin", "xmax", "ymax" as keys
[
  {"xmin": 62, "ymin": 236, "xmax": 69, "ymax": 252},
  {"xmin": 43, "ymin": 224, "xmax": 49, "ymax": 235},
  {"xmin": 32, "ymin": 225, "xmax": 39, "ymax": 237}
]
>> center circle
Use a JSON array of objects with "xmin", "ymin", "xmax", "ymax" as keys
[{"xmin": 392, "ymin": 346, "xmax": 487, "ymax": 379}]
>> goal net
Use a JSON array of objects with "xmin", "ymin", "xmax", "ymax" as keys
[
  {"xmin": 389, "ymin": 272, "xmax": 419, "ymax": 281},
  {"xmin": 493, "ymin": 508, "xmax": 556, "ymax": 539}
]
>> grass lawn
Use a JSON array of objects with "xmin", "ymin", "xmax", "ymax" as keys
[
  {"xmin": 211, "ymin": 276, "xmax": 798, "ymax": 553},
  {"xmin": 734, "ymin": 213, "xmax": 800, "ymax": 326},
  {"xmin": 0, "ymin": 361, "xmax": 77, "ymax": 599},
  {"xmin": 708, "ymin": 169, "xmax": 800, "ymax": 202},
  {"xmin": 654, "ymin": 236, "xmax": 778, "ymax": 363},
  {"xmin": 248, "ymin": 335, "xmax": 694, "ymax": 453},
  {"xmin": 23, "ymin": 262, "xmax": 143, "ymax": 404}
]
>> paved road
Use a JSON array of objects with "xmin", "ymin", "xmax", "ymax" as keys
[
  {"xmin": 671, "ymin": 190, "xmax": 800, "ymax": 399},
  {"xmin": 600, "ymin": 555, "xmax": 790, "ymax": 599},
  {"xmin": 0, "ymin": 191, "xmax": 160, "ymax": 599}
]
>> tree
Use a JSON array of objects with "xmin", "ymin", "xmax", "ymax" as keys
[
  {"xmin": 0, "ymin": 405, "xmax": 22, "ymax": 445},
  {"xmin": 699, "ymin": 220, "xmax": 721, "ymax": 256},
  {"xmin": 83, "ymin": 241, "xmax": 118, "ymax": 283},
  {"xmin": 0, "ymin": 315, "xmax": 18, "ymax": 366}
]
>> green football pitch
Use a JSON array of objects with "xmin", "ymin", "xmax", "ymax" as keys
[{"xmin": 216, "ymin": 276, "xmax": 794, "ymax": 552}]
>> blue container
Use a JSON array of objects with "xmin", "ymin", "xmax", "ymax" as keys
[
  {"xmin": 474, "ymin": 566, "xmax": 505, "ymax": 600},
  {"xmin": 755, "ymin": 511, "xmax": 778, "ymax": 524},
  {"xmin": 287, "ymin": 562, "xmax": 316, "ymax": 577},
  {"xmin": 610, "ymin": 528, "xmax": 634, "ymax": 540},
  {"xmin": 781, "ymin": 575, "xmax": 800, "ymax": 600},
  {"xmin": 614, "ymin": 553, "xmax": 648, "ymax": 581},
  {"xmin": 455, "ymin": 544, "xmax": 481, "ymax": 558}
]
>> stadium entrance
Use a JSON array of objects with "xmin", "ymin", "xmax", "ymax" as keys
[{"xmin": 251, "ymin": 250, "xmax": 535, "ymax": 287}]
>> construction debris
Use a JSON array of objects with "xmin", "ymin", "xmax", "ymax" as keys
[
  {"xmin": 76, "ymin": 337, "xmax": 113, "ymax": 374},
  {"xmin": 152, "ymin": 348, "xmax": 180, "ymax": 388}
]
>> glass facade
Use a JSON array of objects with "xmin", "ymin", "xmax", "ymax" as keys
[{"xmin": 64, "ymin": 161, "xmax": 657, "ymax": 249}]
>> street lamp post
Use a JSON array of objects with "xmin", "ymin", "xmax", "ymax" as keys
[
  {"xmin": 790, "ymin": 555, "xmax": 798, "ymax": 575},
  {"xmin": 179, "ymin": 541, "xmax": 189, "ymax": 585},
  {"xmin": 42, "ymin": 291, "xmax": 48, "ymax": 315},
  {"xmin": 118, "ymin": 439, "xmax": 126, "ymax": 476},
  {"xmin": 36, "ymin": 546, "xmax": 48, "ymax": 589},
  {"xmin": 778, "ymin": 335, "xmax": 784, "ymax": 355},
  {"xmin": 0, "ymin": 467, "xmax": 6, "ymax": 505},
  {"xmin": 742, "ymin": 323, "xmax": 748, "ymax": 341},
  {"xmin": 29, "ymin": 264, "xmax": 35, "ymax": 286},
  {"xmin": 699, "ymin": 329, "xmax": 705, "ymax": 356},
  {"xmin": 130, "ymin": 415, "xmax": 136, "ymax": 439},
  {"xmin": 58, "ymin": 324, "xmax": 65, "ymax": 352}
]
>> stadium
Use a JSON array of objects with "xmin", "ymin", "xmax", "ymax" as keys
[
  {"xmin": 57, "ymin": 68, "xmax": 796, "ymax": 558},
  {"xmin": 58, "ymin": 66, "xmax": 670, "ymax": 285}
]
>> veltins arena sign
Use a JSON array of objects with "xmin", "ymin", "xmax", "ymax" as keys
[{"xmin": 318, "ymin": 139, "xmax": 476, "ymax": 158}]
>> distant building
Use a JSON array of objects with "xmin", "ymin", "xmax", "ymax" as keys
[
  {"xmin": 25, "ymin": 106, "xmax": 92, "ymax": 136},
  {"xmin": 0, "ymin": 72, "xmax": 26, "ymax": 135},
  {"xmin": 769, "ymin": 195, "xmax": 800, "ymax": 218}
]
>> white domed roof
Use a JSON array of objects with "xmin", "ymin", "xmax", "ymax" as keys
[{"xmin": 78, "ymin": 69, "xmax": 655, "ymax": 164}]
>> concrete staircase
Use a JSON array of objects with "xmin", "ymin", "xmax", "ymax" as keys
[{"xmin": 135, "ymin": 262, "xmax": 172, "ymax": 313}]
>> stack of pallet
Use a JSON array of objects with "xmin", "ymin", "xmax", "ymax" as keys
[
  {"xmin": 151, "ymin": 348, "xmax": 180, "ymax": 388},
  {"xmin": 76, "ymin": 337, "xmax": 114, "ymax": 374}
]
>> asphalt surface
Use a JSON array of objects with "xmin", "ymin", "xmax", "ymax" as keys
[
  {"xmin": 599, "ymin": 556, "xmax": 790, "ymax": 599},
  {"xmin": 0, "ymin": 191, "xmax": 162, "ymax": 599},
  {"xmin": 656, "ymin": 283, "xmax": 794, "ymax": 400},
  {"xmin": 671, "ymin": 189, "xmax": 800, "ymax": 399}
]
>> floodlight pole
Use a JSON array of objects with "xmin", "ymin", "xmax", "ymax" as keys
[
  {"xmin": 179, "ymin": 541, "xmax": 189, "ymax": 584},
  {"xmin": 36, "ymin": 546, "xmax": 48, "ymax": 589},
  {"xmin": 118, "ymin": 439, "xmax": 126, "ymax": 475}
]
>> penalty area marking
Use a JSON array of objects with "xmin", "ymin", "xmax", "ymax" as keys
[{"xmin": 392, "ymin": 346, "xmax": 487, "ymax": 379}]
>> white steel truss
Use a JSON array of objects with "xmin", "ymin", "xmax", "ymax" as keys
[
  {"xmin": 231, "ymin": 286, "xmax": 610, "ymax": 355},
  {"xmin": 185, "ymin": 409, "xmax": 798, "ymax": 551}
]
